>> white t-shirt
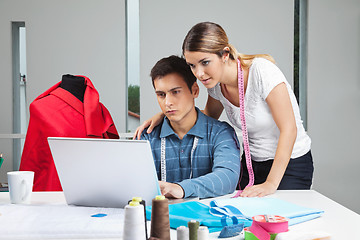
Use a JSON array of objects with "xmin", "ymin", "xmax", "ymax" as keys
[{"xmin": 208, "ymin": 58, "xmax": 311, "ymax": 161}]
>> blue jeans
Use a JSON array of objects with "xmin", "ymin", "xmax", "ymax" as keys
[{"xmin": 239, "ymin": 150, "xmax": 314, "ymax": 190}]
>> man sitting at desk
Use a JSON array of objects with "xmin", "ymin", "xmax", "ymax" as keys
[{"xmin": 139, "ymin": 55, "xmax": 240, "ymax": 199}]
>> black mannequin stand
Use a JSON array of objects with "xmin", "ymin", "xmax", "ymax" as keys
[{"xmin": 60, "ymin": 74, "xmax": 86, "ymax": 102}]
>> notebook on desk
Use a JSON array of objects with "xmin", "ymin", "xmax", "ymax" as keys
[{"xmin": 48, "ymin": 137, "xmax": 161, "ymax": 208}]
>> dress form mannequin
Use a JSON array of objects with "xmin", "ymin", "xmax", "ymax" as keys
[
  {"xmin": 20, "ymin": 75, "xmax": 119, "ymax": 191},
  {"xmin": 60, "ymin": 74, "xmax": 86, "ymax": 102}
]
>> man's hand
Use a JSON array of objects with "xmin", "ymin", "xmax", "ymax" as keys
[{"xmin": 159, "ymin": 181, "xmax": 184, "ymax": 199}]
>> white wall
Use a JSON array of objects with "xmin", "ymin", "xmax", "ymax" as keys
[
  {"xmin": 139, "ymin": 0, "xmax": 294, "ymax": 124},
  {"xmin": 0, "ymin": 0, "xmax": 126, "ymax": 182},
  {"xmin": 308, "ymin": 0, "xmax": 360, "ymax": 213}
]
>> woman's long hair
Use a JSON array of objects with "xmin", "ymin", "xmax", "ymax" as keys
[{"xmin": 182, "ymin": 22, "xmax": 275, "ymax": 68}]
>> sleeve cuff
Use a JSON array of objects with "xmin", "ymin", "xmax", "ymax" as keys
[{"xmin": 177, "ymin": 179, "xmax": 194, "ymax": 198}]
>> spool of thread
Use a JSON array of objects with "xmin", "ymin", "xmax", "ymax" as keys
[
  {"xmin": 128, "ymin": 197, "xmax": 148, "ymax": 239},
  {"xmin": 0, "ymin": 153, "xmax": 4, "ymax": 168},
  {"xmin": 150, "ymin": 195, "xmax": 170, "ymax": 240},
  {"xmin": 197, "ymin": 226, "xmax": 209, "ymax": 240},
  {"xmin": 122, "ymin": 201, "xmax": 146, "ymax": 240},
  {"xmin": 177, "ymin": 226, "xmax": 189, "ymax": 240},
  {"xmin": 244, "ymin": 227, "xmax": 277, "ymax": 240},
  {"xmin": 249, "ymin": 215, "xmax": 288, "ymax": 240},
  {"xmin": 188, "ymin": 220, "xmax": 200, "ymax": 240}
]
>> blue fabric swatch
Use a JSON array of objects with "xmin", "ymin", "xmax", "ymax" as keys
[
  {"xmin": 146, "ymin": 201, "xmax": 251, "ymax": 233},
  {"xmin": 146, "ymin": 197, "xmax": 324, "ymax": 233},
  {"xmin": 209, "ymin": 197, "xmax": 324, "ymax": 226}
]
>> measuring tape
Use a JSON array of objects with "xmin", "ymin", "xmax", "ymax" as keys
[
  {"xmin": 233, "ymin": 58, "xmax": 255, "ymax": 197},
  {"xmin": 245, "ymin": 215, "xmax": 288, "ymax": 240},
  {"xmin": 160, "ymin": 137, "xmax": 199, "ymax": 182}
]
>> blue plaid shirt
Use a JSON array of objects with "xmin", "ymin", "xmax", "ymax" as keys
[{"xmin": 141, "ymin": 108, "xmax": 240, "ymax": 198}]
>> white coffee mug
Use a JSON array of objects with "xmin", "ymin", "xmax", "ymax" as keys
[{"xmin": 7, "ymin": 171, "xmax": 34, "ymax": 204}]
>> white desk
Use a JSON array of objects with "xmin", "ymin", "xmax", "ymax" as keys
[{"xmin": 0, "ymin": 190, "xmax": 359, "ymax": 239}]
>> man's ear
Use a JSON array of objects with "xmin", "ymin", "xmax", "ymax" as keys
[{"xmin": 192, "ymin": 82, "xmax": 200, "ymax": 98}]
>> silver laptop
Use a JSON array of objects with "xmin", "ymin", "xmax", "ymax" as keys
[{"xmin": 48, "ymin": 137, "xmax": 161, "ymax": 208}]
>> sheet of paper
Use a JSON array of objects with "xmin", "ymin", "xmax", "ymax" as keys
[{"xmin": 0, "ymin": 204, "xmax": 124, "ymax": 239}]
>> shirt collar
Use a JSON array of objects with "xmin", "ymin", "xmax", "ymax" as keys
[{"xmin": 159, "ymin": 107, "xmax": 206, "ymax": 139}]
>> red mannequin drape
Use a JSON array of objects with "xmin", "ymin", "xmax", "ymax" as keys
[{"xmin": 19, "ymin": 76, "xmax": 119, "ymax": 191}]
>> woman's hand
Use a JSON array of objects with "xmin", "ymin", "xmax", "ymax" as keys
[
  {"xmin": 240, "ymin": 181, "xmax": 278, "ymax": 197},
  {"xmin": 133, "ymin": 112, "xmax": 165, "ymax": 140}
]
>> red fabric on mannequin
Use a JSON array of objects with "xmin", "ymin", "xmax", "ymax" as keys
[{"xmin": 19, "ymin": 76, "xmax": 119, "ymax": 191}]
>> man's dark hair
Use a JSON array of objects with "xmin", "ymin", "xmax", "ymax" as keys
[{"xmin": 150, "ymin": 55, "xmax": 196, "ymax": 92}]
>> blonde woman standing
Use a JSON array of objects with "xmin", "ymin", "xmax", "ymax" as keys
[{"xmin": 135, "ymin": 22, "xmax": 313, "ymax": 197}]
